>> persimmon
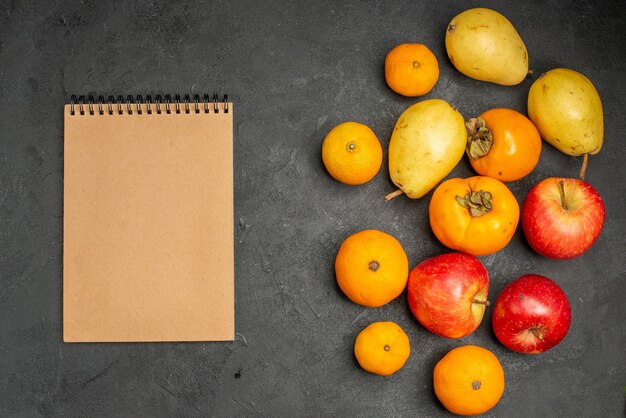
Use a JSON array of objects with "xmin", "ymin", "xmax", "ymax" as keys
[
  {"xmin": 429, "ymin": 176, "xmax": 520, "ymax": 256},
  {"xmin": 466, "ymin": 108, "xmax": 542, "ymax": 182}
]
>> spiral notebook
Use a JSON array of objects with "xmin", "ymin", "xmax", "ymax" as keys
[{"xmin": 63, "ymin": 94, "xmax": 234, "ymax": 342}]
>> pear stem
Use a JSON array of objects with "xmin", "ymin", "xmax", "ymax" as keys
[
  {"xmin": 579, "ymin": 153, "xmax": 588, "ymax": 181},
  {"xmin": 384, "ymin": 189, "xmax": 404, "ymax": 202},
  {"xmin": 472, "ymin": 299, "xmax": 490, "ymax": 306}
]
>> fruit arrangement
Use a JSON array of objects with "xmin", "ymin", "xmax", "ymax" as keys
[{"xmin": 321, "ymin": 6, "xmax": 606, "ymax": 416}]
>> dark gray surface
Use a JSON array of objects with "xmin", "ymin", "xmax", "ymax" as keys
[{"xmin": 1, "ymin": 0, "xmax": 625, "ymax": 416}]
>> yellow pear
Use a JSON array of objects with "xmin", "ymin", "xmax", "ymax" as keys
[
  {"xmin": 386, "ymin": 99, "xmax": 466, "ymax": 201},
  {"xmin": 528, "ymin": 68, "xmax": 604, "ymax": 157},
  {"xmin": 445, "ymin": 8, "xmax": 528, "ymax": 86}
]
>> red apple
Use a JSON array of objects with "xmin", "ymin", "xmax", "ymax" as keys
[
  {"xmin": 407, "ymin": 252, "xmax": 489, "ymax": 338},
  {"xmin": 522, "ymin": 177, "xmax": 605, "ymax": 259},
  {"xmin": 492, "ymin": 274, "xmax": 571, "ymax": 354}
]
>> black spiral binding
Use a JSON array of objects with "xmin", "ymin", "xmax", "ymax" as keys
[{"xmin": 69, "ymin": 94, "xmax": 229, "ymax": 115}]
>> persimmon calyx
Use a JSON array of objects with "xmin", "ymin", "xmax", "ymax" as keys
[
  {"xmin": 465, "ymin": 117, "xmax": 492, "ymax": 159},
  {"xmin": 456, "ymin": 190, "xmax": 493, "ymax": 217}
]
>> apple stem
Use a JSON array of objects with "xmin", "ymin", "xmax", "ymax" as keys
[
  {"xmin": 472, "ymin": 299, "xmax": 490, "ymax": 306},
  {"xmin": 530, "ymin": 328, "xmax": 545, "ymax": 341},
  {"xmin": 384, "ymin": 189, "xmax": 404, "ymax": 202},
  {"xmin": 579, "ymin": 153, "xmax": 588, "ymax": 181},
  {"xmin": 558, "ymin": 180, "xmax": 568, "ymax": 210}
]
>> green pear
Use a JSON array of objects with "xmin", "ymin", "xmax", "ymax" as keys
[
  {"xmin": 528, "ymin": 68, "xmax": 604, "ymax": 157},
  {"xmin": 445, "ymin": 8, "xmax": 529, "ymax": 86},
  {"xmin": 386, "ymin": 99, "xmax": 466, "ymax": 200}
]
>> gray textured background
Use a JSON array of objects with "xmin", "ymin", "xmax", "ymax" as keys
[{"xmin": 1, "ymin": 0, "xmax": 625, "ymax": 416}]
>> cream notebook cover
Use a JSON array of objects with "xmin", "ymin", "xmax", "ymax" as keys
[{"xmin": 63, "ymin": 95, "xmax": 234, "ymax": 342}]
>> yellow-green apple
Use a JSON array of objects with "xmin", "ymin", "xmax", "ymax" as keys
[
  {"xmin": 492, "ymin": 274, "xmax": 571, "ymax": 354},
  {"xmin": 407, "ymin": 252, "xmax": 489, "ymax": 338},
  {"xmin": 522, "ymin": 177, "xmax": 605, "ymax": 259}
]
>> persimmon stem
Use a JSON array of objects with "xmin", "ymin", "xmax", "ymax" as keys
[
  {"xmin": 579, "ymin": 153, "xmax": 588, "ymax": 180},
  {"xmin": 472, "ymin": 299, "xmax": 490, "ymax": 306},
  {"xmin": 385, "ymin": 189, "xmax": 404, "ymax": 202}
]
